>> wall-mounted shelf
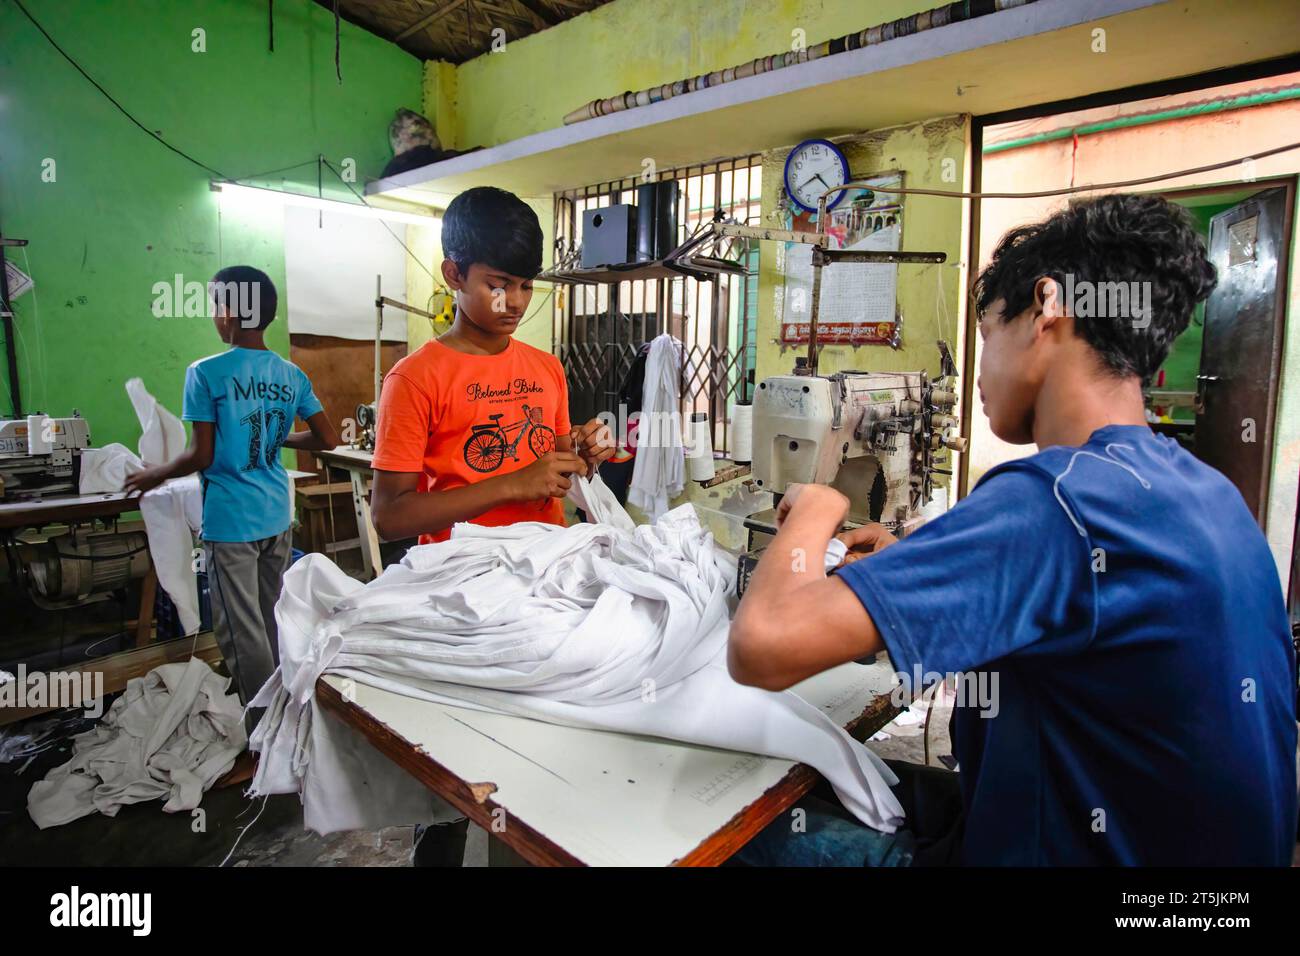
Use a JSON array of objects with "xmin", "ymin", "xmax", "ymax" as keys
[
  {"xmin": 364, "ymin": 0, "xmax": 1298, "ymax": 206},
  {"xmin": 540, "ymin": 257, "xmax": 746, "ymax": 286}
]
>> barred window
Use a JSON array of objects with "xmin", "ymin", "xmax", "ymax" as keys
[{"xmin": 552, "ymin": 156, "xmax": 762, "ymax": 456}]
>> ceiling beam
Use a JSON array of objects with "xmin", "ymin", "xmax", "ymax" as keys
[
  {"xmin": 513, "ymin": 0, "xmax": 555, "ymax": 29},
  {"xmin": 394, "ymin": 0, "xmax": 471, "ymax": 42}
]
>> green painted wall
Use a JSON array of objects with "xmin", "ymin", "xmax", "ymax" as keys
[{"xmin": 0, "ymin": 0, "xmax": 423, "ymax": 449}]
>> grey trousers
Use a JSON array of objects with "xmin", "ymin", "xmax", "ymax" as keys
[{"xmin": 205, "ymin": 530, "xmax": 293, "ymax": 717}]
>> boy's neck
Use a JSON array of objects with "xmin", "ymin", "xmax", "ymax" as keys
[
  {"xmin": 1033, "ymin": 356, "xmax": 1148, "ymax": 450},
  {"xmin": 227, "ymin": 329, "xmax": 269, "ymax": 350},
  {"xmin": 438, "ymin": 311, "xmax": 511, "ymax": 355}
]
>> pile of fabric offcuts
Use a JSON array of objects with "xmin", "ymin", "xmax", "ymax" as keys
[
  {"xmin": 249, "ymin": 474, "xmax": 904, "ymax": 835},
  {"xmin": 27, "ymin": 658, "xmax": 246, "ymax": 828}
]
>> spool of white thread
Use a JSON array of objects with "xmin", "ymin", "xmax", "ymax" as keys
[
  {"xmin": 27, "ymin": 414, "xmax": 53, "ymax": 455},
  {"xmin": 730, "ymin": 402, "xmax": 753, "ymax": 464},
  {"xmin": 686, "ymin": 412, "xmax": 715, "ymax": 482}
]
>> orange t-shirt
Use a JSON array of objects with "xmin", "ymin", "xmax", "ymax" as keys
[{"xmin": 372, "ymin": 337, "xmax": 572, "ymax": 544}]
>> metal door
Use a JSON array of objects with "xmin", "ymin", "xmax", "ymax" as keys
[{"xmin": 1196, "ymin": 186, "xmax": 1292, "ymax": 525}]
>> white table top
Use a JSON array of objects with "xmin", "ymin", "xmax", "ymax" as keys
[
  {"xmin": 320, "ymin": 659, "xmax": 898, "ymax": 866},
  {"xmin": 316, "ymin": 445, "xmax": 374, "ymax": 469}
]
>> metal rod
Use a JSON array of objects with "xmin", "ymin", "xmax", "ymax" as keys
[
  {"xmin": 377, "ymin": 296, "xmax": 439, "ymax": 320},
  {"xmin": 0, "ymin": 228, "xmax": 24, "ymax": 417},
  {"xmin": 812, "ymin": 249, "xmax": 947, "ymax": 265},
  {"xmin": 808, "ymin": 194, "xmax": 828, "ymax": 376},
  {"xmin": 374, "ymin": 274, "xmax": 383, "ymax": 407}
]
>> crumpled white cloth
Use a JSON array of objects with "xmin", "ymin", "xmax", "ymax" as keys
[
  {"xmin": 628, "ymin": 334, "xmax": 686, "ymax": 522},
  {"xmin": 126, "ymin": 377, "xmax": 186, "ymax": 466},
  {"xmin": 137, "ymin": 476, "xmax": 204, "ymax": 634},
  {"xmin": 27, "ymin": 658, "xmax": 246, "ymax": 828},
  {"xmin": 79, "ymin": 443, "xmax": 143, "ymax": 495},
  {"xmin": 87, "ymin": 382, "xmax": 204, "ymax": 635},
  {"xmin": 248, "ymin": 475, "xmax": 903, "ymax": 836}
]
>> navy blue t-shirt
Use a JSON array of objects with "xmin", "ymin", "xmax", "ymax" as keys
[{"xmin": 837, "ymin": 424, "xmax": 1297, "ymax": 865}]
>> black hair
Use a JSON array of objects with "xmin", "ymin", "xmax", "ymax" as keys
[
  {"xmin": 209, "ymin": 264, "xmax": 278, "ymax": 331},
  {"xmin": 973, "ymin": 193, "xmax": 1218, "ymax": 382},
  {"xmin": 441, "ymin": 186, "xmax": 543, "ymax": 279}
]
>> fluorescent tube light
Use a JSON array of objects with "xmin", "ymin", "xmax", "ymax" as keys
[{"xmin": 211, "ymin": 180, "xmax": 437, "ymax": 226}]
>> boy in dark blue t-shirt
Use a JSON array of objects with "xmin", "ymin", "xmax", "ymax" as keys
[
  {"xmin": 126, "ymin": 266, "xmax": 339, "ymax": 723},
  {"xmin": 731, "ymin": 194, "xmax": 1297, "ymax": 866}
]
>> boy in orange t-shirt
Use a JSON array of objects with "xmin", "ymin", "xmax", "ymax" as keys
[
  {"xmin": 370, "ymin": 186, "xmax": 613, "ymax": 866},
  {"xmin": 371, "ymin": 186, "xmax": 613, "ymax": 545}
]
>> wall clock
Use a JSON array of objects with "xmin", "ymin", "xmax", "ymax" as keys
[{"xmin": 783, "ymin": 138, "xmax": 850, "ymax": 214}]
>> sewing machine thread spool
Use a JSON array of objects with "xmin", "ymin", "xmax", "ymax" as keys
[
  {"xmin": 730, "ymin": 402, "xmax": 752, "ymax": 464},
  {"xmin": 686, "ymin": 411, "xmax": 716, "ymax": 481},
  {"xmin": 27, "ymin": 414, "xmax": 52, "ymax": 455}
]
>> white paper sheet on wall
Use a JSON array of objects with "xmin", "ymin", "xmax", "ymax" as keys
[{"xmin": 283, "ymin": 206, "xmax": 408, "ymax": 341}]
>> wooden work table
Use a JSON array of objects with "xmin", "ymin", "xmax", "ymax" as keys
[
  {"xmin": 0, "ymin": 491, "xmax": 138, "ymax": 530},
  {"xmin": 313, "ymin": 446, "xmax": 381, "ymax": 580},
  {"xmin": 316, "ymin": 659, "xmax": 900, "ymax": 866}
]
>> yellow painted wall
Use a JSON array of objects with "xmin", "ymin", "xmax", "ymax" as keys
[
  {"xmin": 429, "ymin": 0, "xmax": 940, "ymax": 150},
  {"xmin": 757, "ymin": 116, "xmax": 971, "ymax": 384}
]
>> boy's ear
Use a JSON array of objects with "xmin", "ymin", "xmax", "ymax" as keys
[
  {"xmin": 440, "ymin": 258, "xmax": 465, "ymax": 291},
  {"xmin": 1034, "ymin": 276, "xmax": 1066, "ymax": 335}
]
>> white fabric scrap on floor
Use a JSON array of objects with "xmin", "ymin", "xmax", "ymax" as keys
[
  {"xmin": 628, "ymin": 333, "xmax": 686, "ymax": 522},
  {"xmin": 27, "ymin": 658, "xmax": 246, "ymax": 829},
  {"xmin": 248, "ymin": 474, "xmax": 904, "ymax": 836}
]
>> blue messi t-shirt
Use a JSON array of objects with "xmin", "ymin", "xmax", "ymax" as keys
[
  {"xmin": 182, "ymin": 347, "xmax": 323, "ymax": 543},
  {"xmin": 838, "ymin": 424, "xmax": 1297, "ymax": 866}
]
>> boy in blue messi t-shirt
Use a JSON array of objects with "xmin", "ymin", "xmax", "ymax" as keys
[
  {"xmin": 731, "ymin": 194, "xmax": 1297, "ymax": 866},
  {"xmin": 126, "ymin": 265, "xmax": 339, "ymax": 722}
]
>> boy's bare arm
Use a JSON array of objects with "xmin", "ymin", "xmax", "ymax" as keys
[
  {"xmin": 729, "ymin": 483, "xmax": 884, "ymax": 691},
  {"xmin": 123, "ymin": 421, "xmax": 215, "ymax": 497},
  {"xmin": 283, "ymin": 411, "xmax": 340, "ymax": 452},
  {"xmin": 371, "ymin": 450, "xmax": 584, "ymax": 541}
]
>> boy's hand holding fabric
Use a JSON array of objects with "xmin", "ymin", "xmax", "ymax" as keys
[
  {"xmin": 508, "ymin": 449, "xmax": 585, "ymax": 501},
  {"xmin": 570, "ymin": 419, "xmax": 616, "ymax": 477}
]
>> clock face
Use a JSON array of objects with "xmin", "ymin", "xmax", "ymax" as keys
[{"xmin": 784, "ymin": 139, "xmax": 849, "ymax": 213}]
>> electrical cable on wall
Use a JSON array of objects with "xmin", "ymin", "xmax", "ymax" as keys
[
  {"xmin": 818, "ymin": 138, "xmax": 1300, "ymax": 203},
  {"xmin": 8, "ymin": 0, "xmax": 228, "ymax": 180}
]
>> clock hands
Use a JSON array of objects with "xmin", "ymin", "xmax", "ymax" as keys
[{"xmin": 798, "ymin": 171, "xmax": 831, "ymax": 192}]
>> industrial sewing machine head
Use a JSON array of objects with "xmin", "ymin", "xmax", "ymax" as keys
[
  {"xmin": 737, "ymin": 344, "xmax": 964, "ymax": 595},
  {"xmin": 0, "ymin": 413, "xmax": 91, "ymax": 501}
]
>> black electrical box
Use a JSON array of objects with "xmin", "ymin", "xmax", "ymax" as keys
[{"xmin": 581, "ymin": 204, "xmax": 638, "ymax": 269}]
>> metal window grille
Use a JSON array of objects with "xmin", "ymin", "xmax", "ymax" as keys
[{"xmin": 552, "ymin": 155, "xmax": 762, "ymax": 455}]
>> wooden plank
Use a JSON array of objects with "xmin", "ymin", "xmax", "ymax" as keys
[
  {"xmin": 0, "ymin": 632, "xmax": 222, "ymax": 725},
  {"xmin": 134, "ymin": 566, "xmax": 158, "ymax": 648}
]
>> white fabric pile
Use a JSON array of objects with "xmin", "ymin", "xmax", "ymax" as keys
[
  {"xmin": 628, "ymin": 333, "xmax": 686, "ymax": 522},
  {"xmin": 27, "ymin": 658, "xmax": 246, "ymax": 828},
  {"xmin": 248, "ymin": 475, "xmax": 902, "ymax": 836}
]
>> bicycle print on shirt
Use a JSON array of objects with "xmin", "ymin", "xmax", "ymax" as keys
[{"xmin": 463, "ymin": 403, "xmax": 556, "ymax": 473}]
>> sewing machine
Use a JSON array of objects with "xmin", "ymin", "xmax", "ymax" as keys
[
  {"xmin": 737, "ymin": 346, "xmax": 964, "ymax": 594},
  {"xmin": 0, "ymin": 413, "xmax": 92, "ymax": 501}
]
